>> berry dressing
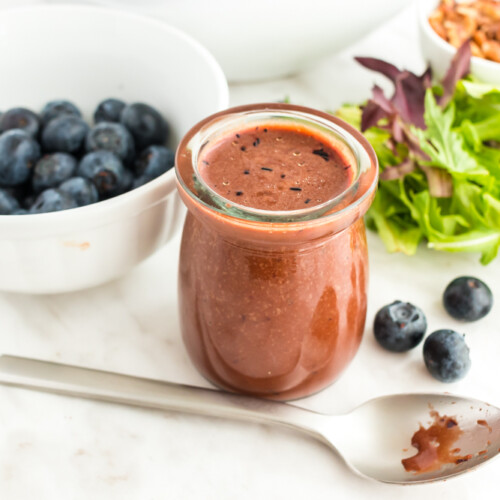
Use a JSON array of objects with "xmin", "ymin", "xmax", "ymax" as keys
[
  {"xmin": 198, "ymin": 124, "xmax": 352, "ymax": 211},
  {"xmin": 176, "ymin": 104, "xmax": 378, "ymax": 400}
]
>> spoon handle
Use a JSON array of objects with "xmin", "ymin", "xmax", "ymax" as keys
[{"xmin": 0, "ymin": 355, "xmax": 324, "ymax": 435}]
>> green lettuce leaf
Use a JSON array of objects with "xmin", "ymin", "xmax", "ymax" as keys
[
  {"xmin": 337, "ymin": 78, "xmax": 500, "ymax": 264},
  {"xmin": 366, "ymin": 187, "xmax": 422, "ymax": 255},
  {"xmin": 414, "ymin": 90, "xmax": 489, "ymax": 179}
]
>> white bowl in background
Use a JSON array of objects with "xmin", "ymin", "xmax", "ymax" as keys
[
  {"xmin": 51, "ymin": 0, "xmax": 413, "ymax": 82},
  {"xmin": 0, "ymin": 4, "xmax": 228, "ymax": 294},
  {"xmin": 419, "ymin": 0, "xmax": 500, "ymax": 84}
]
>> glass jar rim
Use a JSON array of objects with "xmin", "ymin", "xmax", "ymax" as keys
[{"xmin": 175, "ymin": 103, "xmax": 378, "ymax": 227}]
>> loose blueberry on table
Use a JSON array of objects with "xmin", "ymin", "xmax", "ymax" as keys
[
  {"xmin": 423, "ymin": 329, "xmax": 471, "ymax": 383},
  {"xmin": 373, "ymin": 289, "xmax": 480, "ymax": 383},
  {"xmin": 373, "ymin": 301, "xmax": 427, "ymax": 352},
  {"xmin": 0, "ymin": 99, "xmax": 174, "ymax": 214},
  {"xmin": 443, "ymin": 276, "xmax": 493, "ymax": 322}
]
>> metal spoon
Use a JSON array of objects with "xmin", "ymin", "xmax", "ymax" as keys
[{"xmin": 0, "ymin": 354, "xmax": 498, "ymax": 484}]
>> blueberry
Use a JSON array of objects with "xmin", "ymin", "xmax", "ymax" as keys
[
  {"xmin": 443, "ymin": 276, "xmax": 493, "ymax": 322},
  {"xmin": 0, "ymin": 108, "xmax": 40, "ymax": 138},
  {"xmin": 373, "ymin": 301, "xmax": 427, "ymax": 352},
  {"xmin": 94, "ymin": 98, "xmax": 126, "ymax": 123},
  {"xmin": 0, "ymin": 129, "xmax": 41, "ymax": 186},
  {"xmin": 112, "ymin": 167, "xmax": 133, "ymax": 197},
  {"xmin": 132, "ymin": 176, "xmax": 148, "ymax": 189},
  {"xmin": 32, "ymin": 153, "xmax": 77, "ymax": 193},
  {"xmin": 59, "ymin": 177, "xmax": 98, "ymax": 207},
  {"xmin": 77, "ymin": 150, "xmax": 125, "ymax": 198},
  {"xmin": 5, "ymin": 184, "xmax": 30, "ymax": 204},
  {"xmin": 41, "ymin": 115, "xmax": 89, "ymax": 154},
  {"xmin": 22, "ymin": 194, "xmax": 36, "ymax": 209},
  {"xmin": 29, "ymin": 188, "xmax": 78, "ymax": 214},
  {"xmin": 86, "ymin": 122, "xmax": 135, "ymax": 164},
  {"xmin": 423, "ymin": 329, "xmax": 471, "ymax": 382},
  {"xmin": 104, "ymin": 167, "xmax": 134, "ymax": 197},
  {"xmin": 120, "ymin": 103, "xmax": 168, "ymax": 150},
  {"xmin": 0, "ymin": 188, "xmax": 20, "ymax": 214},
  {"xmin": 12, "ymin": 208, "xmax": 28, "ymax": 215},
  {"xmin": 40, "ymin": 100, "xmax": 81, "ymax": 126},
  {"xmin": 134, "ymin": 145, "xmax": 174, "ymax": 183}
]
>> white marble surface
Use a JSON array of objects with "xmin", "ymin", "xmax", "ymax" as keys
[{"xmin": 2, "ymin": 3, "xmax": 500, "ymax": 499}]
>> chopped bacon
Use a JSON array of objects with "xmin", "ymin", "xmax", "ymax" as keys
[{"xmin": 429, "ymin": 0, "xmax": 500, "ymax": 63}]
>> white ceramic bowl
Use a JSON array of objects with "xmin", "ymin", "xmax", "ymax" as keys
[
  {"xmin": 56, "ymin": 0, "xmax": 413, "ymax": 82},
  {"xmin": 0, "ymin": 4, "xmax": 228, "ymax": 294},
  {"xmin": 419, "ymin": 0, "xmax": 500, "ymax": 84}
]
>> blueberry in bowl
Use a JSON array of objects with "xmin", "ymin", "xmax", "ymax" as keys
[
  {"xmin": 0, "ymin": 129, "xmax": 41, "ymax": 186},
  {"xmin": 41, "ymin": 115, "xmax": 89, "ymax": 154},
  {"xmin": 32, "ymin": 153, "xmax": 77, "ymax": 193},
  {"xmin": 86, "ymin": 122, "xmax": 135, "ymax": 165},
  {"xmin": 59, "ymin": 177, "xmax": 98, "ymax": 207},
  {"xmin": 0, "ymin": 92, "xmax": 218, "ymax": 294},
  {"xmin": 94, "ymin": 98, "xmax": 126, "ymax": 124},
  {"xmin": 133, "ymin": 145, "xmax": 175, "ymax": 187},
  {"xmin": 114, "ymin": 168, "xmax": 134, "ymax": 196},
  {"xmin": 0, "ymin": 107, "xmax": 40, "ymax": 138},
  {"xmin": 0, "ymin": 97, "xmax": 176, "ymax": 214},
  {"xmin": 40, "ymin": 100, "xmax": 81, "ymax": 126},
  {"xmin": 0, "ymin": 188, "xmax": 20, "ymax": 215},
  {"xmin": 30, "ymin": 188, "xmax": 78, "ymax": 214},
  {"xmin": 0, "ymin": 3, "xmax": 228, "ymax": 293},
  {"xmin": 77, "ymin": 150, "xmax": 125, "ymax": 198},
  {"xmin": 120, "ymin": 103, "xmax": 169, "ymax": 150}
]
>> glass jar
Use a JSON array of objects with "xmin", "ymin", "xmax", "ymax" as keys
[{"xmin": 175, "ymin": 103, "xmax": 378, "ymax": 400}]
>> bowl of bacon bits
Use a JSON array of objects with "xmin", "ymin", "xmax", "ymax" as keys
[{"xmin": 419, "ymin": 0, "xmax": 500, "ymax": 83}]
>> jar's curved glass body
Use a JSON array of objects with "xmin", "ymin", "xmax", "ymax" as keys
[{"xmin": 176, "ymin": 104, "xmax": 378, "ymax": 400}]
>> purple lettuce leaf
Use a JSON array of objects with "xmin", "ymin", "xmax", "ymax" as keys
[
  {"xmin": 439, "ymin": 41, "xmax": 471, "ymax": 107},
  {"xmin": 360, "ymin": 85, "xmax": 394, "ymax": 131},
  {"xmin": 355, "ymin": 48, "xmax": 470, "ymax": 197},
  {"xmin": 354, "ymin": 57, "xmax": 401, "ymax": 83},
  {"xmin": 392, "ymin": 70, "xmax": 431, "ymax": 129},
  {"xmin": 356, "ymin": 56, "xmax": 432, "ymax": 131}
]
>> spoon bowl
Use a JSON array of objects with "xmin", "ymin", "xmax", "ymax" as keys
[
  {"xmin": 0, "ymin": 355, "xmax": 498, "ymax": 484},
  {"xmin": 327, "ymin": 393, "xmax": 500, "ymax": 483}
]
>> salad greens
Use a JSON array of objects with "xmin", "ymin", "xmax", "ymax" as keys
[{"xmin": 336, "ymin": 43, "xmax": 500, "ymax": 264}]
